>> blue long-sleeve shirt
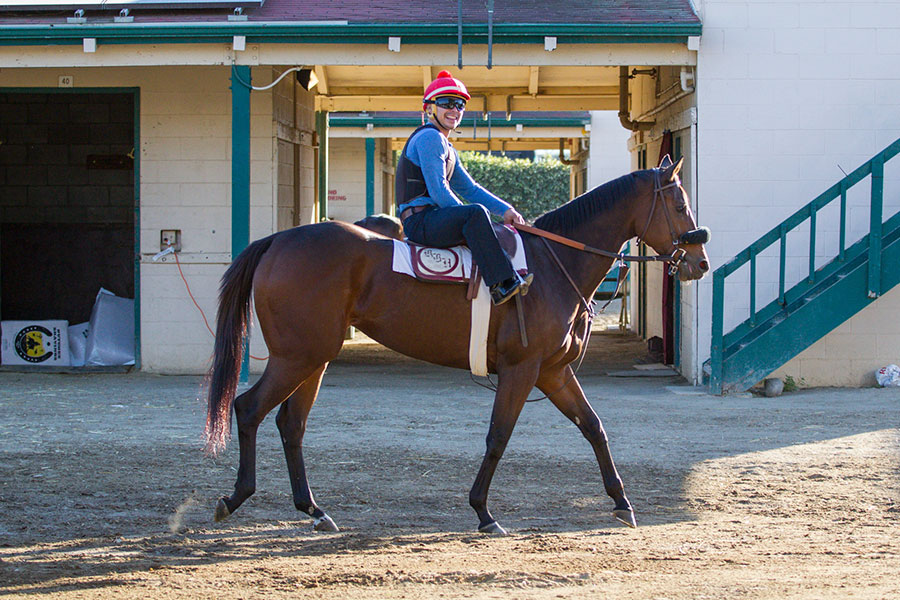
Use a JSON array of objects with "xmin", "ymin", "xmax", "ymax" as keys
[{"xmin": 397, "ymin": 127, "xmax": 512, "ymax": 216}]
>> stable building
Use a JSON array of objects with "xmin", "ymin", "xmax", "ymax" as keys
[
  {"xmin": 0, "ymin": 0, "xmax": 699, "ymax": 375},
  {"xmin": 2, "ymin": 1, "xmax": 897, "ymax": 390}
]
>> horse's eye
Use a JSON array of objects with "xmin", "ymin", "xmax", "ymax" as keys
[{"xmin": 676, "ymin": 202, "xmax": 687, "ymax": 213}]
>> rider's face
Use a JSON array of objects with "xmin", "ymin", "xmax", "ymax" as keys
[{"xmin": 431, "ymin": 97, "xmax": 465, "ymax": 131}]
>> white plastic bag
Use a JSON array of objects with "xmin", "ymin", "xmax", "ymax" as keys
[
  {"xmin": 84, "ymin": 288, "xmax": 135, "ymax": 366},
  {"xmin": 68, "ymin": 321, "xmax": 90, "ymax": 367},
  {"xmin": 875, "ymin": 364, "xmax": 900, "ymax": 387}
]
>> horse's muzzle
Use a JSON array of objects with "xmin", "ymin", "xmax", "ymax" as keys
[{"xmin": 679, "ymin": 226, "xmax": 710, "ymax": 246}]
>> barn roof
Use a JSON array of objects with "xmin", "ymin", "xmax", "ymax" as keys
[
  {"xmin": 0, "ymin": 0, "xmax": 700, "ymax": 25},
  {"xmin": 0, "ymin": 0, "xmax": 700, "ymax": 45}
]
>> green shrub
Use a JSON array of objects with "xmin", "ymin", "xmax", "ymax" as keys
[{"xmin": 458, "ymin": 152, "xmax": 570, "ymax": 222}]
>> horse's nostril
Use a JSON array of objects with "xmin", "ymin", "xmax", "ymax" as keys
[{"xmin": 699, "ymin": 260, "xmax": 710, "ymax": 272}]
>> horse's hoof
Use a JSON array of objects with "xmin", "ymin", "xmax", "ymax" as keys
[
  {"xmin": 214, "ymin": 498, "xmax": 231, "ymax": 522},
  {"xmin": 613, "ymin": 508, "xmax": 637, "ymax": 528},
  {"xmin": 478, "ymin": 521, "xmax": 508, "ymax": 535},
  {"xmin": 313, "ymin": 514, "xmax": 339, "ymax": 532}
]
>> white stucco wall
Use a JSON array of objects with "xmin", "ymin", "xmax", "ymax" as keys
[
  {"xmin": 588, "ymin": 111, "xmax": 632, "ymax": 188},
  {"xmin": 693, "ymin": 1, "xmax": 900, "ymax": 386},
  {"xmin": 327, "ymin": 138, "xmax": 369, "ymax": 223}
]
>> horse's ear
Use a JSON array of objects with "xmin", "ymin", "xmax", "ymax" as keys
[
  {"xmin": 658, "ymin": 154, "xmax": 673, "ymax": 169},
  {"xmin": 661, "ymin": 156, "xmax": 685, "ymax": 181}
]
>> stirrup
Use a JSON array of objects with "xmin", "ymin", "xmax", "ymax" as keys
[{"xmin": 518, "ymin": 273, "xmax": 534, "ymax": 296}]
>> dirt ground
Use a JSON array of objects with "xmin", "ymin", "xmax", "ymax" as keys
[{"xmin": 1, "ymin": 328, "xmax": 899, "ymax": 599}]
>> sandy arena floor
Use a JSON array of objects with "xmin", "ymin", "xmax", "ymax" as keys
[{"xmin": 1, "ymin": 330, "xmax": 899, "ymax": 599}]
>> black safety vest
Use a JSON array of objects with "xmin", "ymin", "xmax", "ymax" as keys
[{"xmin": 395, "ymin": 123, "xmax": 457, "ymax": 208}]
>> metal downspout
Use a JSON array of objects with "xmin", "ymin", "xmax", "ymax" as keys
[
  {"xmin": 457, "ymin": 0, "xmax": 463, "ymax": 68},
  {"xmin": 618, "ymin": 66, "xmax": 654, "ymax": 132},
  {"xmin": 487, "ymin": 0, "xmax": 494, "ymax": 69}
]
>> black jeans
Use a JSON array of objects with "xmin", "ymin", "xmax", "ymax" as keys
[{"xmin": 403, "ymin": 204, "xmax": 515, "ymax": 286}]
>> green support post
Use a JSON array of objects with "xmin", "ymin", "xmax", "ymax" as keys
[
  {"xmin": 710, "ymin": 271, "xmax": 725, "ymax": 394},
  {"xmin": 316, "ymin": 111, "xmax": 329, "ymax": 221},
  {"xmin": 365, "ymin": 138, "xmax": 375, "ymax": 216},
  {"xmin": 868, "ymin": 155, "xmax": 883, "ymax": 298},
  {"xmin": 231, "ymin": 65, "xmax": 251, "ymax": 382}
]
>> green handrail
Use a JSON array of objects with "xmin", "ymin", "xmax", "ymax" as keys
[{"xmin": 710, "ymin": 137, "xmax": 900, "ymax": 394}]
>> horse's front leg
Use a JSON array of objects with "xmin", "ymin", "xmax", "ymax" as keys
[
  {"xmin": 469, "ymin": 362, "xmax": 540, "ymax": 535},
  {"xmin": 537, "ymin": 366, "xmax": 636, "ymax": 528},
  {"xmin": 275, "ymin": 364, "xmax": 338, "ymax": 532}
]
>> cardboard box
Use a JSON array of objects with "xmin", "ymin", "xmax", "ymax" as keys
[{"xmin": 1, "ymin": 320, "xmax": 71, "ymax": 366}]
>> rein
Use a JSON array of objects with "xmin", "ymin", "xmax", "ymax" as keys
[{"xmin": 514, "ymin": 169, "xmax": 709, "ymax": 277}]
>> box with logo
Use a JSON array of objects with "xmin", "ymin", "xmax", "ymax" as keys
[{"xmin": 1, "ymin": 320, "xmax": 71, "ymax": 366}]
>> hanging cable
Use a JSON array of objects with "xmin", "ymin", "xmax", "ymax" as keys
[
  {"xmin": 231, "ymin": 63, "xmax": 315, "ymax": 92},
  {"xmin": 173, "ymin": 251, "xmax": 269, "ymax": 361}
]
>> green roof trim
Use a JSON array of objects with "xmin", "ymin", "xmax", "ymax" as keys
[
  {"xmin": 0, "ymin": 21, "xmax": 700, "ymax": 46},
  {"xmin": 329, "ymin": 115, "xmax": 590, "ymax": 128}
]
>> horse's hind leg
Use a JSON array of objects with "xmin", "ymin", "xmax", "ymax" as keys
[
  {"xmin": 274, "ymin": 364, "xmax": 338, "ymax": 532},
  {"xmin": 537, "ymin": 368, "xmax": 636, "ymax": 528},
  {"xmin": 214, "ymin": 358, "xmax": 317, "ymax": 522}
]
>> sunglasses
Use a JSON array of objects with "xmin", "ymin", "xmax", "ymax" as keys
[{"xmin": 432, "ymin": 97, "xmax": 467, "ymax": 111}]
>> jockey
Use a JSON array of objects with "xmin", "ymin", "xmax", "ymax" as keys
[{"xmin": 396, "ymin": 70, "xmax": 532, "ymax": 306}]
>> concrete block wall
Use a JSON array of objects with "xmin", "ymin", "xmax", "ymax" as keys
[
  {"xmin": 692, "ymin": 0, "xmax": 900, "ymax": 386},
  {"xmin": 0, "ymin": 92, "xmax": 134, "ymax": 225}
]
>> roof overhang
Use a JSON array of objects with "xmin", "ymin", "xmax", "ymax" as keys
[{"xmin": 0, "ymin": 19, "xmax": 700, "ymax": 113}]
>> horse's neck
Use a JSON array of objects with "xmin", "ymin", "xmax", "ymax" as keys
[{"xmin": 553, "ymin": 207, "xmax": 636, "ymax": 299}]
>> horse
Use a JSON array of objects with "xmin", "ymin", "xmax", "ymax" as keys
[
  {"xmin": 353, "ymin": 213, "xmax": 403, "ymax": 240},
  {"xmin": 205, "ymin": 157, "xmax": 710, "ymax": 535}
]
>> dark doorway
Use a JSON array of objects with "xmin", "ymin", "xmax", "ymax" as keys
[{"xmin": 0, "ymin": 90, "xmax": 136, "ymax": 329}]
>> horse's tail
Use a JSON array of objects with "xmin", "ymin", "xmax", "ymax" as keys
[{"xmin": 204, "ymin": 235, "xmax": 275, "ymax": 455}]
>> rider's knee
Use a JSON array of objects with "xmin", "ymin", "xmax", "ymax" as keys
[{"xmin": 463, "ymin": 203, "xmax": 491, "ymax": 222}]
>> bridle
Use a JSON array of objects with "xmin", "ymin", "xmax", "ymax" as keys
[
  {"xmin": 515, "ymin": 168, "xmax": 709, "ymax": 279},
  {"xmin": 637, "ymin": 169, "xmax": 690, "ymax": 276}
]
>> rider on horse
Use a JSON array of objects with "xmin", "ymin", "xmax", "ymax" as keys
[{"xmin": 396, "ymin": 70, "xmax": 533, "ymax": 306}]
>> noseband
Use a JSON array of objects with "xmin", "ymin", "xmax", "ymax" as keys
[{"xmin": 636, "ymin": 169, "xmax": 710, "ymax": 275}]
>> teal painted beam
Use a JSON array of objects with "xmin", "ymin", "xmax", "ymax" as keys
[
  {"xmin": 330, "ymin": 116, "xmax": 591, "ymax": 128},
  {"xmin": 231, "ymin": 64, "xmax": 251, "ymax": 382},
  {"xmin": 316, "ymin": 111, "xmax": 329, "ymax": 221},
  {"xmin": 132, "ymin": 88, "xmax": 142, "ymax": 370},
  {"xmin": 365, "ymin": 138, "xmax": 375, "ymax": 216},
  {"xmin": 0, "ymin": 22, "xmax": 702, "ymax": 46},
  {"xmin": 869, "ymin": 155, "xmax": 884, "ymax": 297}
]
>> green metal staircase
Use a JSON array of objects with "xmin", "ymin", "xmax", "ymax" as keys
[{"xmin": 708, "ymin": 138, "xmax": 900, "ymax": 394}]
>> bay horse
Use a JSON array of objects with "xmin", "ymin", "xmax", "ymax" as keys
[{"xmin": 205, "ymin": 157, "xmax": 710, "ymax": 535}]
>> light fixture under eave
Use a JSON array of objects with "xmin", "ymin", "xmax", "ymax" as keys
[{"xmin": 296, "ymin": 68, "xmax": 318, "ymax": 91}]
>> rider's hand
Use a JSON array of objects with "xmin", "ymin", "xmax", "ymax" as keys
[{"xmin": 503, "ymin": 208, "xmax": 525, "ymax": 226}]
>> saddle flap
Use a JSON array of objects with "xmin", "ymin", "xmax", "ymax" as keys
[
  {"xmin": 411, "ymin": 245, "xmax": 472, "ymax": 282},
  {"xmin": 391, "ymin": 230, "xmax": 529, "ymax": 285}
]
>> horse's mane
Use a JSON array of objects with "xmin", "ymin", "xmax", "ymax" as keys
[{"xmin": 533, "ymin": 171, "xmax": 639, "ymax": 235}]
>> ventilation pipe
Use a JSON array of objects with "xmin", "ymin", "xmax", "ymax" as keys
[
  {"xmin": 558, "ymin": 138, "xmax": 585, "ymax": 166},
  {"xmin": 618, "ymin": 66, "xmax": 654, "ymax": 132}
]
